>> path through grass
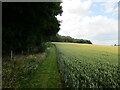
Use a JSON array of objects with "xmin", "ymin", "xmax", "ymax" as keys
[
  {"xmin": 3, "ymin": 46, "xmax": 61, "ymax": 88},
  {"xmin": 27, "ymin": 47, "xmax": 61, "ymax": 88}
]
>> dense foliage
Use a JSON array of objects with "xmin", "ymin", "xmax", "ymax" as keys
[
  {"xmin": 52, "ymin": 34, "xmax": 92, "ymax": 44},
  {"xmin": 54, "ymin": 42, "xmax": 119, "ymax": 88},
  {"xmin": 3, "ymin": 2, "xmax": 62, "ymax": 56}
]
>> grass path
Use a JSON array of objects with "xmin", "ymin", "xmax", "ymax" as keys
[
  {"xmin": 25, "ymin": 47, "xmax": 62, "ymax": 88},
  {"xmin": 3, "ymin": 46, "xmax": 61, "ymax": 88}
]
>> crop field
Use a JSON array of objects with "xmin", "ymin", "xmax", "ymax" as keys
[{"xmin": 53, "ymin": 42, "xmax": 119, "ymax": 88}]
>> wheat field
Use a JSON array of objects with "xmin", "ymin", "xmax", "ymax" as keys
[{"xmin": 53, "ymin": 42, "xmax": 119, "ymax": 88}]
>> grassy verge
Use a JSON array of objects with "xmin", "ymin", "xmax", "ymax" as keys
[{"xmin": 3, "ymin": 45, "xmax": 61, "ymax": 88}]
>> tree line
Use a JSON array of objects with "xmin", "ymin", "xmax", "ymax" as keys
[
  {"xmin": 52, "ymin": 34, "xmax": 92, "ymax": 44},
  {"xmin": 3, "ymin": 2, "xmax": 62, "ymax": 56}
]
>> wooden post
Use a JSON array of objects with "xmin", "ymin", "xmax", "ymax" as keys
[
  {"xmin": 27, "ymin": 48, "xmax": 30, "ymax": 54},
  {"xmin": 11, "ymin": 50, "xmax": 13, "ymax": 60},
  {"xmin": 22, "ymin": 50, "xmax": 23, "ymax": 54}
]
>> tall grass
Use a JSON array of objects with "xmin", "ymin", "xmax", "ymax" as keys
[
  {"xmin": 2, "ymin": 52, "xmax": 46, "ymax": 88},
  {"xmin": 2, "ymin": 42, "xmax": 53, "ymax": 88},
  {"xmin": 2, "ymin": 42, "xmax": 61, "ymax": 88}
]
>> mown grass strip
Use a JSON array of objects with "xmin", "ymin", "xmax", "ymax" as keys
[{"xmin": 27, "ymin": 46, "xmax": 62, "ymax": 88}]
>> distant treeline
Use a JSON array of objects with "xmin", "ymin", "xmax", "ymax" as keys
[
  {"xmin": 52, "ymin": 34, "xmax": 92, "ymax": 44},
  {"xmin": 114, "ymin": 44, "xmax": 120, "ymax": 46}
]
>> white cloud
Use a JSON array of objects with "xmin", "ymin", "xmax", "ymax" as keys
[
  {"xmin": 58, "ymin": 15, "xmax": 118, "ymax": 45},
  {"xmin": 93, "ymin": 0, "xmax": 119, "ymax": 2},
  {"xmin": 57, "ymin": 0, "xmax": 118, "ymax": 45},
  {"xmin": 99, "ymin": 0, "xmax": 118, "ymax": 16},
  {"xmin": 57, "ymin": 0, "xmax": 92, "ymax": 19}
]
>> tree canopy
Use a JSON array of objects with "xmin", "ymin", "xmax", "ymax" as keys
[{"xmin": 3, "ymin": 2, "xmax": 62, "ymax": 55}]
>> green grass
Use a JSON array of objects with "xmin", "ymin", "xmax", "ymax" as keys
[
  {"xmin": 25, "ymin": 46, "xmax": 62, "ymax": 88},
  {"xmin": 3, "ymin": 42, "xmax": 119, "ymax": 88},
  {"xmin": 53, "ymin": 42, "xmax": 119, "ymax": 88},
  {"xmin": 3, "ymin": 46, "xmax": 61, "ymax": 88}
]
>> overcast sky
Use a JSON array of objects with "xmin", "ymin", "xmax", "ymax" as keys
[{"xmin": 57, "ymin": 0, "xmax": 118, "ymax": 45}]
